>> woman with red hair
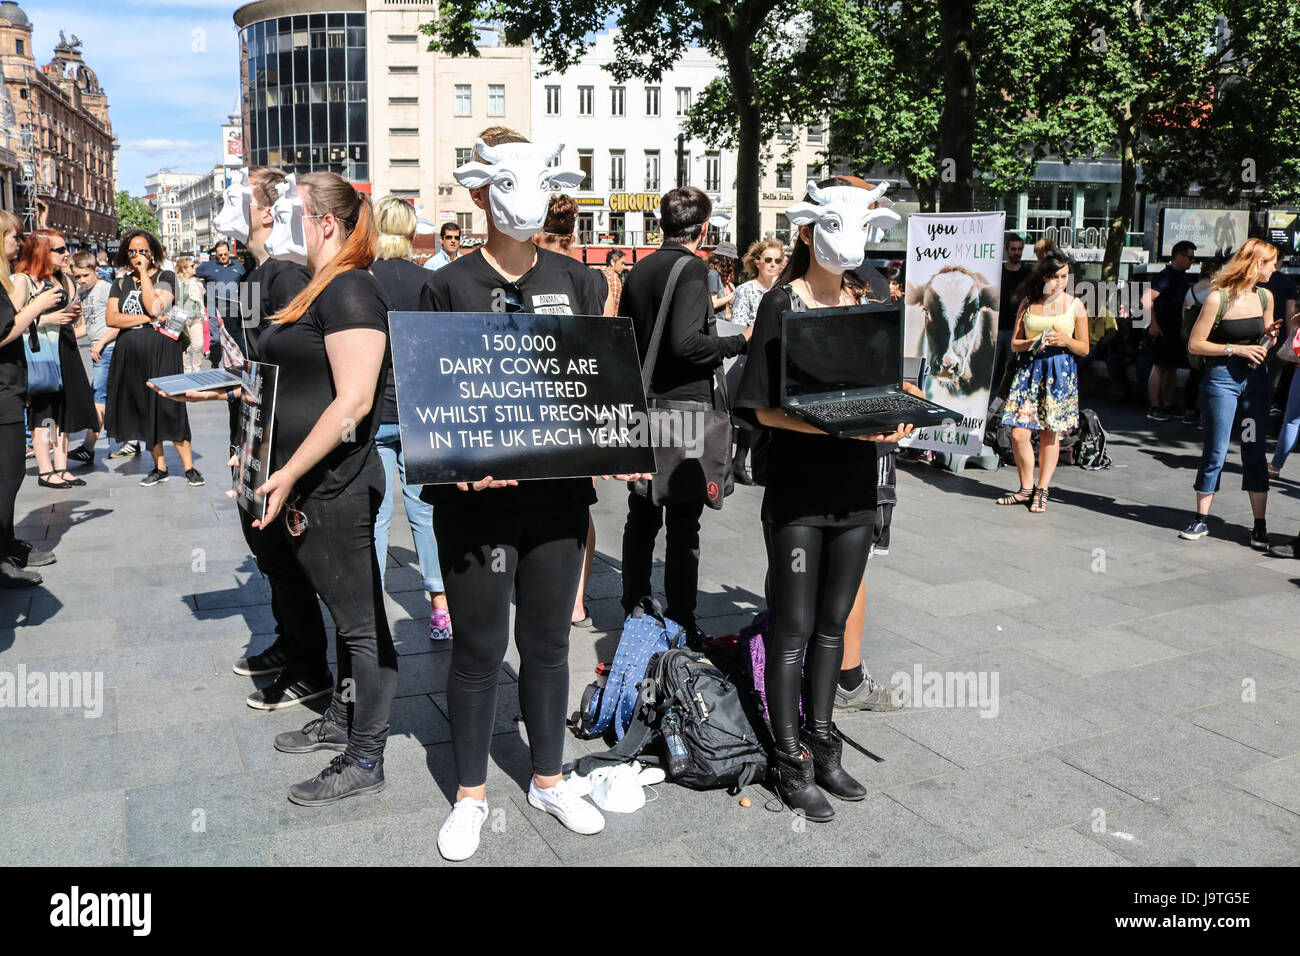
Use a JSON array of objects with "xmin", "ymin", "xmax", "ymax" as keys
[{"xmin": 13, "ymin": 229, "xmax": 96, "ymax": 488}]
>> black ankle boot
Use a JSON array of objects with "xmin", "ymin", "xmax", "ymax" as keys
[
  {"xmin": 769, "ymin": 746, "xmax": 834, "ymax": 821},
  {"xmin": 801, "ymin": 725, "xmax": 867, "ymax": 801},
  {"xmin": 732, "ymin": 455, "xmax": 755, "ymax": 485}
]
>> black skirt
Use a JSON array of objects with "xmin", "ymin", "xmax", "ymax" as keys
[
  {"xmin": 28, "ymin": 327, "xmax": 97, "ymax": 433},
  {"xmin": 104, "ymin": 326, "xmax": 191, "ymax": 445}
]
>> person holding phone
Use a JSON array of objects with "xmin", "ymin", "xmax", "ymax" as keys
[
  {"xmin": 13, "ymin": 229, "xmax": 96, "ymax": 489},
  {"xmin": 735, "ymin": 176, "xmax": 912, "ymax": 823},
  {"xmin": 104, "ymin": 230, "xmax": 202, "ymax": 488},
  {"xmin": 1181, "ymin": 239, "xmax": 1283, "ymax": 544},
  {"xmin": 996, "ymin": 251, "xmax": 1090, "ymax": 514}
]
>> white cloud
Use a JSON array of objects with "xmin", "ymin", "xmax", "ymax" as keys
[{"xmin": 123, "ymin": 138, "xmax": 213, "ymax": 153}]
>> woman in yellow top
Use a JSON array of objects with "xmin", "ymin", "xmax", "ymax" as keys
[{"xmin": 997, "ymin": 251, "xmax": 1091, "ymax": 513}]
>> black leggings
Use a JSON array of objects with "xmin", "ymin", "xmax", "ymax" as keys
[
  {"xmin": 763, "ymin": 521, "xmax": 872, "ymax": 755},
  {"xmin": 434, "ymin": 503, "xmax": 588, "ymax": 787},
  {"xmin": 0, "ymin": 421, "xmax": 24, "ymax": 551}
]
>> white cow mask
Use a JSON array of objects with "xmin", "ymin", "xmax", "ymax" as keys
[
  {"xmin": 215, "ymin": 168, "xmax": 252, "ymax": 244},
  {"xmin": 453, "ymin": 139, "xmax": 585, "ymax": 242},
  {"xmin": 786, "ymin": 181, "xmax": 901, "ymax": 275},
  {"xmin": 265, "ymin": 175, "xmax": 307, "ymax": 265}
]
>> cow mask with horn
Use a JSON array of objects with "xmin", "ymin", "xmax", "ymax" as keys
[
  {"xmin": 785, "ymin": 180, "xmax": 901, "ymax": 275},
  {"xmin": 453, "ymin": 138, "xmax": 586, "ymax": 242}
]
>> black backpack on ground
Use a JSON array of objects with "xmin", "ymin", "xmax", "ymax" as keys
[
  {"xmin": 565, "ymin": 647, "xmax": 768, "ymax": 793},
  {"xmin": 1076, "ymin": 408, "xmax": 1112, "ymax": 470}
]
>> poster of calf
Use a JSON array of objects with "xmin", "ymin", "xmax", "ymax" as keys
[{"xmin": 901, "ymin": 211, "xmax": 1005, "ymax": 456}]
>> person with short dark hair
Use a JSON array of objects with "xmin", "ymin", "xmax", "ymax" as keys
[
  {"xmin": 601, "ymin": 249, "xmax": 628, "ymax": 315},
  {"xmin": 618, "ymin": 186, "xmax": 751, "ymax": 644},
  {"xmin": 423, "ymin": 221, "xmax": 463, "ymax": 271},
  {"xmin": 196, "ymin": 239, "xmax": 246, "ymax": 359},
  {"xmin": 67, "ymin": 250, "xmax": 115, "ymax": 465},
  {"xmin": 1143, "ymin": 239, "xmax": 1196, "ymax": 420},
  {"xmin": 995, "ymin": 234, "xmax": 1028, "ymax": 385}
]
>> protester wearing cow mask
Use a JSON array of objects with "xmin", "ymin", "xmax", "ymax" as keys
[
  {"xmin": 997, "ymin": 250, "xmax": 1091, "ymax": 514},
  {"xmin": 734, "ymin": 177, "xmax": 916, "ymax": 822},
  {"xmin": 419, "ymin": 127, "xmax": 645, "ymax": 861}
]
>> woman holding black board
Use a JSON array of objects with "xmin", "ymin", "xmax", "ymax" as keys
[
  {"xmin": 420, "ymin": 128, "xmax": 627, "ymax": 862},
  {"xmin": 246, "ymin": 171, "xmax": 396, "ymax": 806},
  {"xmin": 735, "ymin": 176, "xmax": 913, "ymax": 823}
]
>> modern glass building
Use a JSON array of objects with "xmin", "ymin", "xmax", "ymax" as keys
[{"xmin": 234, "ymin": 4, "xmax": 369, "ymax": 184}]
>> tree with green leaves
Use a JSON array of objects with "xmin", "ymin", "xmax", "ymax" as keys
[
  {"xmin": 114, "ymin": 191, "xmax": 159, "ymax": 237},
  {"xmin": 421, "ymin": 0, "xmax": 798, "ymax": 251}
]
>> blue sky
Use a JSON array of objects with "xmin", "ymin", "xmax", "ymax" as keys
[{"xmin": 25, "ymin": 0, "xmax": 243, "ymax": 196}]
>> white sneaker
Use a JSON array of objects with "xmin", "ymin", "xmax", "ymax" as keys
[
  {"xmin": 527, "ymin": 777, "xmax": 605, "ymax": 835},
  {"xmin": 437, "ymin": 797, "xmax": 488, "ymax": 861}
]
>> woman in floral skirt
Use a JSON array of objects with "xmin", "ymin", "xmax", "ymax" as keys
[{"xmin": 996, "ymin": 250, "xmax": 1090, "ymax": 513}]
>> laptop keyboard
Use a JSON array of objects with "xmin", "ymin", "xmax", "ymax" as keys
[{"xmin": 804, "ymin": 394, "xmax": 931, "ymax": 421}]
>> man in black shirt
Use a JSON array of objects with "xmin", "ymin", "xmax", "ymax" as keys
[
  {"xmin": 996, "ymin": 234, "xmax": 1028, "ymax": 385},
  {"xmin": 618, "ymin": 187, "xmax": 751, "ymax": 640},
  {"xmin": 1142, "ymin": 239, "xmax": 1196, "ymax": 420}
]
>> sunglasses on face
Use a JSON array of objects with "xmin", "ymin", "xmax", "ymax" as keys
[
  {"xmin": 50, "ymin": 246, "xmax": 67, "ymax": 254},
  {"xmin": 760, "ymin": 256, "xmax": 784, "ymax": 265},
  {"xmin": 128, "ymin": 249, "xmax": 150, "ymax": 257},
  {"xmin": 443, "ymin": 235, "xmax": 461, "ymax": 242}
]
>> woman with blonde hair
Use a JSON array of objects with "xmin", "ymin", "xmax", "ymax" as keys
[
  {"xmin": 731, "ymin": 238, "xmax": 786, "ymax": 328},
  {"xmin": 369, "ymin": 195, "xmax": 451, "ymax": 641},
  {"xmin": 1181, "ymin": 238, "xmax": 1284, "ymax": 544},
  {"xmin": 172, "ymin": 255, "xmax": 206, "ymax": 373},
  {"xmin": 0, "ymin": 212, "xmax": 64, "ymax": 583}
]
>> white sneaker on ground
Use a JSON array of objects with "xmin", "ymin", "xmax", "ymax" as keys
[
  {"xmin": 527, "ymin": 777, "xmax": 605, "ymax": 835},
  {"xmin": 437, "ymin": 797, "xmax": 488, "ymax": 861}
]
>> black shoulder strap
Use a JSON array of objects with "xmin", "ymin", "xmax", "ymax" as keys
[
  {"xmin": 641, "ymin": 255, "xmax": 692, "ymax": 392},
  {"xmin": 564, "ymin": 708, "xmax": 659, "ymax": 777}
]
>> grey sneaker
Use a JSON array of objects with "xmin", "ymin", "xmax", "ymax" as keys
[
  {"xmin": 835, "ymin": 665, "xmax": 905, "ymax": 712},
  {"xmin": 1179, "ymin": 519, "xmax": 1210, "ymax": 540},
  {"xmin": 233, "ymin": 643, "xmax": 290, "ymax": 677},
  {"xmin": 274, "ymin": 715, "xmax": 349, "ymax": 754},
  {"xmin": 287, "ymin": 754, "xmax": 385, "ymax": 806}
]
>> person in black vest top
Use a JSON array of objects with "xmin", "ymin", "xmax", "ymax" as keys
[
  {"xmin": 419, "ymin": 128, "xmax": 638, "ymax": 861},
  {"xmin": 248, "ymin": 171, "xmax": 396, "ymax": 804},
  {"xmin": 618, "ymin": 187, "xmax": 751, "ymax": 645}
]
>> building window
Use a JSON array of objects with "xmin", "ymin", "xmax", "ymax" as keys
[
  {"xmin": 705, "ymin": 151, "xmax": 721, "ymax": 193},
  {"xmin": 610, "ymin": 86, "xmax": 625, "ymax": 117},
  {"xmin": 389, "ymin": 128, "xmax": 419, "ymax": 136},
  {"xmin": 455, "ymin": 147, "xmax": 472, "ymax": 167},
  {"xmin": 776, "ymin": 164, "xmax": 792, "ymax": 189},
  {"xmin": 806, "ymin": 163, "xmax": 824, "ymax": 182},
  {"xmin": 488, "ymin": 84, "xmax": 505, "ymax": 116},
  {"xmin": 609, "ymin": 213, "xmax": 625, "ymax": 243},
  {"xmin": 578, "ymin": 86, "xmax": 594, "ymax": 116},
  {"xmin": 456, "ymin": 212, "xmax": 473, "ymax": 233},
  {"xmin": 389, "ymin": 65, "xmax": 417, "ymax": 74},
  {"xmin": 578, "ymin": 212, "xmax": 594, "ymax": 243},
  {"xmin": 545, "ymin": 85, "xmax": 560, "ymax": 116},
  {"xmin": 807, "ymin": 123, "xmax": 824, "ymax": 144},
  {"xmin": 454, "ymin": 84, "xmax": 472, "ymax": 116},
  {"xmin": 675, "ymin": 87, "xmax": 691, "ymax": 116},
  {"xmin": 778, "ymin": 123, "xmax": 794, "ymax": 142},
  {"xmin": 775, "ymin": 212, "xmax": 791, "ymax": 240},
  {"xmin": 328, "ymin": 29, "xmax": 345, "ymax": 48},
  {"xmin": 388, "ymin": 34, "xmax": 417, "ymax": 43},
  {"xmin": 645, "ymin": 86, "xmax": 660, "ymax": 117},
  {"xmin": 577, "ymin": 149, "xmax": 593, "ymax": 191},
  {"xmin": 16, "ymin": 39, "xmax": 23, "ymax": 55},
  {"xmin": 644, "ymin": 150, "xmax": 660, "ymax": 192},
  {"xmin": 609, "ymin": 150, "xmax": 625, "ymax": 190},
  {"xmin": 389, "ymin": 96, "xmax": 417, "ymax": 105}
]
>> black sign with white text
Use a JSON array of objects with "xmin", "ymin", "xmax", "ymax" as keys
[
  {"xmin": 233, "ymin": 361, "xmax": 279, "ymax": 521},
  {"xmin": 390, "ymin": 312, "xmax": 655, "ymax": 484}
]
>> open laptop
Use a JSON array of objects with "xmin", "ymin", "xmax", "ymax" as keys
[
  {"xmin": 780, "ymin": 303, "xmax": 961, "ymax": 437},
  {"xmin": 148, "ymin": 367, "xmax": 243, "ymax": 396}
]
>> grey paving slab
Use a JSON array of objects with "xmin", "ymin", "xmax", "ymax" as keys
[
  {"xmin": 1016, "ymin": 628, "xmax": 1186, "ymax": 679},
  {"xmin": 116, "ymin": 677, "xmax": 268, "ymax": 733},
  {"xmin": 0, "ymin": 721, "xmax": 243, "ymax": 809},
  {"xmin": 942, "ymin": 827, "xmax": 1132, "ymax": 866},
  {"xmin": 886, "ymin": 753, "xmax": 1138, "ymax": 853},
  {"xmin": 1054, "ymin": 717, "xmax": 1275, "ymax": 801},
  {"xmin": 1248, "ymin": 630, "xmax": 1300, "ymax": 663},
  {"xmin": 0, "ymin": 790, "xmax": 125, "ymax": 866},
  {"xmin": 1229, "ymin": 756, "xmax": 1300, "ymax": 816},
  {"xmin": 1075, "ymin": 779, "xmax": 1300, "ymax": 866},
  {"xmin": 1180, "ymin": 687, "xmax": 1300, "ymax": 758},
  {"xmin": 0, "ymin": 686, "xmax": 119, "ymax": 744},
  {"xmin": 683, "ymin": 792, "xmax": 970, "ymax": 867},
  {"xmin": 22, "ymin": 643, "xmax": 216, "ymax": 691},
  {"xmin": 1158, "ymin": 643, "xmax": 1300, "ymax": 698},
  {"xmin": 0, "ymin": 618, "xmax": 116, "ymax": 659},
  {"xmin": 129, "ymin": 840, "xmax": 272, "ymax": 867},
  {"xmin": 584, "ymin": 840, "xmax": 711, "ymax": 867}
]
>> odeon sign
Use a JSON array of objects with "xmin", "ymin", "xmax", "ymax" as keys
[
  {"xmin": 608, "ymin": 192, "xmax": 661, "ymax": 213},
  {"xmin": 1044, "ymin": 224, "xmax": 1107, "ymax": 249}
]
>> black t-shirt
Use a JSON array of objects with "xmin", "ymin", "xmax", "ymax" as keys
[
  {"xmin": 418, "ymin": 247, "xmax": 603, "ymax": 513},
  {"xmin": 1000, "ymin": 264, "xmax": 1029, "ymax": 331},
  {"xmin": 0, "ymin": 285, "xmax": 25, "ymax": 425},
  {"xmin": 109, "ymin": 270, "xmax": 177, "ymax": 326},
  {"xmin": 369, "ymin": 257, "xmax": 435, "ymax": 425},
  {"xmin": 1151, "ymin": 265, "xmax": 1192, "ymax": 335},
  {"xmin": 734, "ymin": 285, "xmax": 877, "ymax": 527},
  {"xmin": 257, "ymin": 269, "xmax": 390, "ymax": 499},
  {"xmin": 241, "ymin": 258, "xmax": 313, "ymax": 361}
]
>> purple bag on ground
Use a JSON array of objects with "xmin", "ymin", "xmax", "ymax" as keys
[{"xmin": 739, "ymin": 610, "xmax": 802, "ymax": 723}]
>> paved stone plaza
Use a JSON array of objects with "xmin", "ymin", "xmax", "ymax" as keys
[{"xmin": 3, "ymin": 390, "xmax": 1299, "ymax": 867}]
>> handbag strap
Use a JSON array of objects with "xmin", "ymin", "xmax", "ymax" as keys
[{"xmin": 640, "ymin": 255, "xmax": 692, "ymax": 392}]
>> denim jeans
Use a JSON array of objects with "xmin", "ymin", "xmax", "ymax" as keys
[
  {"xmin": 91, "ymin": 344, "xmax": 114, "ymax": 405},
  {"xmin": 374, "ymin": 423, "xmax": 443, "ymax": 593},
  {"xmin": 1194, "ymin": 359, "xmax": 1270, "ymax": 495},
  {"xmin": 1272, "ymin": 368, "xmax": 1300, "ymax": 470}
]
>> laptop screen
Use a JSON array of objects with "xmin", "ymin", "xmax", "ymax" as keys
[{"xmin": 782, "ymin": 303, "xmax": 903, "ymax": 399}]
